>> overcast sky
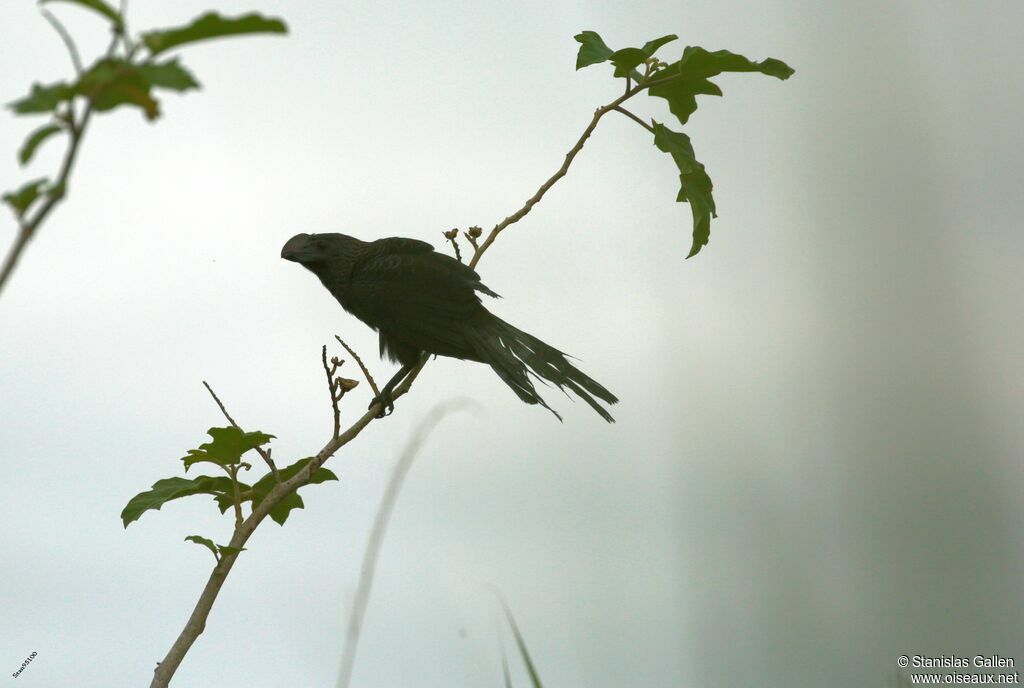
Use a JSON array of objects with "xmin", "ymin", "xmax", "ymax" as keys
[{"xmin": 2, "ymin": 1, "xmax": 1023, "ymax": 687}]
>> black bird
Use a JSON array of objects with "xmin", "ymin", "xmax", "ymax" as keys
[{"xmin": 281, "ymin": 233, "xmax": 617, "ymax": 422}]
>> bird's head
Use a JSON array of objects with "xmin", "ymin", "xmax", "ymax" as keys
[{"xmin": 281, "ymin": 233, "xmax": 360, "ymax": 266}]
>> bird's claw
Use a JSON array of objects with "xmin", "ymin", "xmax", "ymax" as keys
[{"xmin": 369, "ymin": 394, "xmax": 395, "ymax": 418}]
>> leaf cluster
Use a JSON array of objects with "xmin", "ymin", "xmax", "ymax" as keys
[
  {"xmin": 574, "ymin": 31, "xmax": 793, "ymax": 257},
  {"xmin": 121, "ymin": 427, "xmax": 338, "ymax": 559},
  {"xmin": 3, "ymin": 3, "xmax": 286, "ymax": 219}
]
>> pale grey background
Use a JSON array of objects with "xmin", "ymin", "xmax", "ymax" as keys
[{"xmin": 2, "ymin": 1, "xmax": 1022, "ymax": 687}]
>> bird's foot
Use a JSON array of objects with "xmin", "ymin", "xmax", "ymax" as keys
[{"xmin": 369, "ymin": 393, "xmax": 395, "ymax": 418}]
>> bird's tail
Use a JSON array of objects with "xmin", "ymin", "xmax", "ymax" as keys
[{"xmin": 472, "ymin": 317, "xmax": 618, "ymax": 423}]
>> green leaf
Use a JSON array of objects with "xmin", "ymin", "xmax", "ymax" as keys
[
  {"xmin": 136, "ymin": 59, "xmax": 200, "ymax": 92},
  {"xmin": 8, "ymin": 82, "xmax": 74, "ymax": 115},
  {"xmin": 185, "ymin": 535, "xmax": 246, "ymax": 560},
  {"xmin": 674, "ymin": 46, "xmax": 794, "ymax": 80},
  {"xmin": 181, "ymin": 426, "xmax": 275, "ymax": 470},
  {"xmin": 250, "ymin": 457, "xmax": 338, "ymax": 504},
  {"xmin": 207, "ymin": 457, "xmax": 337, "ymax": 525},
  {"xmin": 75, "ymin": 59, "xmax": 160, "ymax": 120},
  {"xmin": 267, "ymin": 493, "xmax": 305, "ymax": 526},
  {"xmin": 573, "ymin": 31, "xmax": 614, "ymax": 69},
  {"xmin": 121, "ymin": 475, "xmax": 235, "ymax": 527},
  {"xmin": 25, "ymin": 58, "xmax": 201, "ymax": 122},
  {"xmin": 3, "ymin": 178, "xmax": 49, "ymax": 216},
  {"xmin": 40, "ymin": 0, "xmax": 122, "ymax": 27},
  {"xmin": 18, "ymin": 124, "xmax": 63, "ymax": 165},
  {"xmin": 185, "ymin": 534, "xmax": 219, "ymax": 558},
  {"xmin": 648, "ymin": 76, "xmax": 722, "ymax": 127},
  {"xmin": 217, "ymin": 545, "xmax": 246, "ymax": 557},
  {"xmin": 142, "ymin": 12, "xmax": 288, "ymax": 56},
  {"xmin": 251, "ymin": 457, "xmax": 338, "ymax": 526},
  {"xmin": 609, "ymin": 47, "xmax": 647, "ymax": 78},
  {"xmin": 652, "ymin": 122, "xmax": 717, "ymax": 258},
  {"xmin": 648, "ymin": 46, "xmax": 794, "ymax": 126},
  {"xmin": 580, "ymin": 32, "xmax": 678, "ymax": 78},
  {"xmin": 640, "ymin": 34, "xmax": 678, "ymax": 57}
]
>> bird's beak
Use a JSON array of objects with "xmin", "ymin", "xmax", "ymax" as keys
[{"xmin": 281, "ymin": 233, "xmax": 313, "ymax": 262}]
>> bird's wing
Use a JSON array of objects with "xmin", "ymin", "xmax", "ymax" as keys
[
  {"xmin": 368, "ymin": 237, "xmax": 435, "ymax": 255},
  {"xmin": 347, "ymin": 243, "xmax": 496, "ymax": 356}
]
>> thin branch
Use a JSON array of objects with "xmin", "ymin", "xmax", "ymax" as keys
[
  {"xmin": 334, "ymin": 335, "xmax": 380, "ymax": 399},
  {"xmin": 443, "ymin": 229, "xmax": 463, "ymax": 263},
  {"xmin": 0, "ymin": 101, "xmax": 92, "ymax": 297},
  {"xmin": 469, "ymin": 84, "xmax": 643, "ymax": 269},
  {"xmin": 227, "ymin": 466, "xmax": 243, "ymax": 528},
  {"xmin": 40, "ymin": 8, "xmax": 84, "ymax": 75},
  {"xmin": 118, "ymin": 0, "xmax": 131, "ymax": 42},
  {"xmin": 336, "ymin": 401, "xmax": 472, "ymax": 688},
  {"xmin": 639, "ymin": 71, "xmax": 683, "ymax": 90},
  {"xmin": 612, "ymin": 105, "xmax": 655, "ymax": 134},
  {"xmin": 116, "ymin": 0, "xmax": 130, "ymax": 22},
  {"xmin": 322, "ymin": 346, "xmax": 342, "ymax": 439},
  {"xmin": 202, "ymin": 381, "xmax": 278, "ymax": 478},
  {"xmin": 203, "ymin": 380, "xmax": 240, "ymax": 426}
]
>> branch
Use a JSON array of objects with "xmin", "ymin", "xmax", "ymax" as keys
[
  {"xmin": 227, "ymin": 465, "xmax": 244, "ymax": 528},
  {"xmin": 0, "ymin": 103, "xmax": 93, "ymax": 297},
  {"xmin": 612, "ymin": 105, "xmax": 655, "ymax": 134},
  {"xmin": 322, "ymin": 345, "xmax": 342, "ymax": 439},
  {"xmin": 334, "ymin": 335, "xmax": 380, "ymax": 399},
  {"xmin": 469, "ymin": 84, "xmax": 644, "ymax": 269},
  {"xmin": 442, "ymin": 228, "xmax": 463, "ymax": 262}
]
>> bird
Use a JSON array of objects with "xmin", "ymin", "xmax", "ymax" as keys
[{"xmin": 281, "ymin": 232, "xmax": 617, "ymax": 422}]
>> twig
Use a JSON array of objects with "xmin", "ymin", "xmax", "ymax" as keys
[
  {"xmin": 612, "ymin": 105, "xmax": 655, "ymax": 134},
  {"xmin": 117, "ymin": 0, "xmax": 135, "ymax": 54},
  {"xmin": 227, "ymin": 466, "xmax": 243, "ymax": 528},
  {"xmin": 335, "ymin": 335, "xmax": 380, "ymax": 399},
  {"xmin": 202, "ymin": 381, "xmax": 278, "ymax": 478},
  {"xmin": 0, "ymin": 102, "xmax": 92, "ymax": 297},
  {"xmin": 322, "ymin": 346, "xmax": 342, "ymax": 439},
  {"xmin": 202, "ymin": 380, "xmax": 240, "ymax": 426},
  {"xmin": 443, "ymin": 228, "xmax": 463, "ymax": 263},
  {"xmin": 469, "ymin": 82, "xmax": 649, "ymax": 269},
  {"xmin": 640, "ymin": 71, "xmax": 682, "ymax": 90},
  {"xmin": 336, "ymin": 400, "xmax": 472, "ymax": 688},
  {"xmin": 40, "ymin": 8, "xmax": 84, "ymax": 75}
]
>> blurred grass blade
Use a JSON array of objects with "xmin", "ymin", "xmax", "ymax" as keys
[
  {"xmin": 502, "ymin": 602, "xmax": 544, "ymax": 688},
  {"xmin": 501, "ymin": 646, "xmax": 514, "ymax": 688}
]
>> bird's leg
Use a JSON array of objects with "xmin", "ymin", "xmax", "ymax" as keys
[{"xmin": 369, "ymin": 363, "xmax": 415, "ymax": 418}]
